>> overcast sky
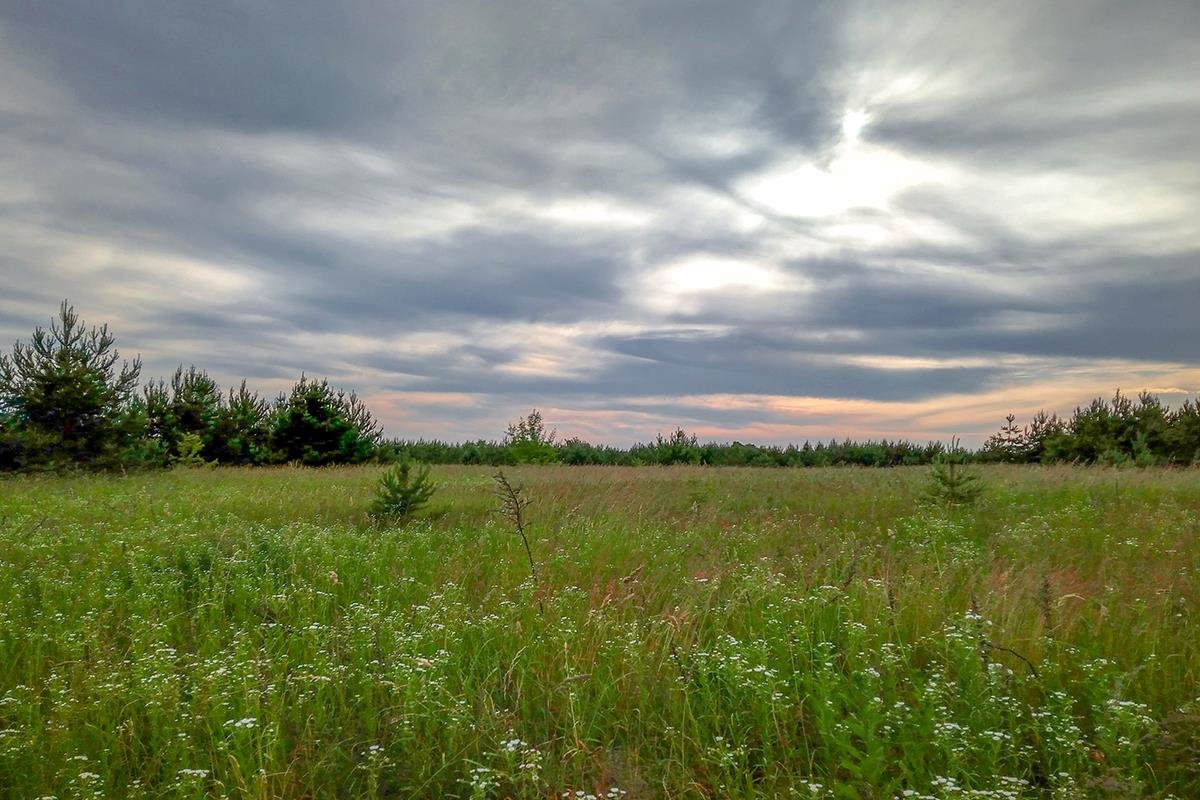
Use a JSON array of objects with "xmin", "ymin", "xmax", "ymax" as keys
[{"xmin": 2, "ymin": 1, "xmax": 1198, "ymax": 445}]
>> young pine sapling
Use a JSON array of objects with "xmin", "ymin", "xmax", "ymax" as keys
[{"xmin": 370, "ymin": 459, "xmax": 436, "ymax": 520}]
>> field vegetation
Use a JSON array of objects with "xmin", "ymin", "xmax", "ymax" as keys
[{"xmin": 1, "ymin": 464, "xmax": 1197, "ymax": 798}]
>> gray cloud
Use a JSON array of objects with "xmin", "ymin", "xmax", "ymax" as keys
[{"xmin": 1, "ymin": 0, "xmax": 1198, "ymax": 443}]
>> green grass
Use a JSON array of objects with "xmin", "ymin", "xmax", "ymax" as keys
[{"xmin": 0, "ymin": 465, "xmax": 1197, "ymax": 799}]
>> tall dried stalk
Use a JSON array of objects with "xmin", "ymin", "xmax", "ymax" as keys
[{"xmin": 493, "ymin": 470, "xmax": 542, "ymax": 612}]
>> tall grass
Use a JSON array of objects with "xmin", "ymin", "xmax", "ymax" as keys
[{"xmin": 0, "ymin": 465, "xmax": 1196, "ymax": 798}]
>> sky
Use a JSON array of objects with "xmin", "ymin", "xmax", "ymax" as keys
[{"xmin": 1, "ymin": 1, "xmax": 1198, "ymax": 446}]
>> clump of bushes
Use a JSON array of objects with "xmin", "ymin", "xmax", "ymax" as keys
[
  {"xmin": 270, "ymin": 376, "xmax": 380, "ymax": 466},
  {"xmin": 632, "ymin": 427, "xmax": 702, "ymax": 465},
  {"xmin": 381, "ymin": 430, "xmax": 952, "ymax": 468},
  {"xmin": 503, "ymin": 408, "xmax": 559, "ymax": 464},
  {"xmin": 0, "ymin": 302, "xmax": 381, "ymax": 472},
  {"xmin": 982, "ymin": 390, "xmax": 1200, "ymax": 466}
]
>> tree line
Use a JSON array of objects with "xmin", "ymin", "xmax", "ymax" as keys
[
  {"xmin": 381, "ymin": 420, "xmax": 952, "ymax": 467},
  {"xmin": 977, "ymin": 391, "xmax": 1200, "ymax": 466},
  {"xmin": 2, "ymin": 302, "xmax": 1198, "ymax": 472},
  {"xmin": 0, "ymin": 302, "xmax": 380, "ymax": 471}
]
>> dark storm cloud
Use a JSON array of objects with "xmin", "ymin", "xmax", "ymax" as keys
[
  {"xmin": 2, "ymin": 1, "xmax": 840, "ymax": 145},
  {"xmin": 354, "ymin": 325, "xmax": 998, "ymax": 401},
  {"xmin": 3, "ymin": 3, "xmax": 420, "ymax": 133},
  {"xmin": 932, "ymin": 270, "xmax": 1200, "ymax": 364},
  {"xmin": 577, "ymin": 337, "xmax": 997, "ymax": 401},
  {"xmin": 277, "ymin": 229, "xmax": 628, "ymax": 330},
  {"xmin": 1, "ymin": 0, "xmax": 1198, "ymax": 442},
  {"xmin": 860, "ymin": 1, "xmax": 1200, "ymax": 160},
  {"xmin": 776, "ymin": 253, "xmax": 1200, "ymax": 364}
]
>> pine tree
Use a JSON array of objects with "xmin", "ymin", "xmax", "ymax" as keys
[
  {"xmin": 982, "ymin": 414, "xmax": 1026, "ymax": 462},
  {"xmin": 270, "ymin": 376, "xmax": 381, "ymax": 466},
  {"xmin": 173, "ymin": 432, "xmax": 212, "ymax": 468},
  {"xmin": 0, "ymin": 301, "xmax": 141, "ymax": 467},
  {"xmin": 1024, "ymin": 410, "xmax": 1065, "ymax": 463},
  {"xmin": 141, "ymin": 366, "xmax": 222, "ymax": 461},
  {"xmin": 208, "ymin": 381, "xmax": 271, "ymax": 465},
  {"xmin": 924, "ymin": 437, "xmax": 985, "ymax": 507},
  {"xmin": 370, "ymin": 460, "xmax": 436, "ymax": 519}
]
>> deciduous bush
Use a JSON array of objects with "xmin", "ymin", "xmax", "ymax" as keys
[
  {"xmin": 504, "ymin": 409, "xmax": 559, "ymax": 464},
  {"xmin": 172, "ymin": 432, "xmax": 212, "ymax": 468},
  {"xmin": 631, "ymin": 427, "xmax": 702, "ymax": 465}
]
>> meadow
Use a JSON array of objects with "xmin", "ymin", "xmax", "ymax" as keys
[{"xmin": 0, "ymin": 465, "xmax": 1196, "ymax": 799}]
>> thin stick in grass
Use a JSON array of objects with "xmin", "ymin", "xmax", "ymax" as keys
[{"xmin": 493, "ymin": 470, "xmax": 543, "ymax": 613}]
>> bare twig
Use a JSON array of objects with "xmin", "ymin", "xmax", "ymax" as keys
[
  {"xmin": 838, "ymin": 549, "xmax": 861, "ymax": 592},
  {"xmin": 969, "ymin": 594, "xmax": 1039, "ymax": 678},
  {"xmin": 493, "ymin": 470, "xmax": 542, "ymax": 613},
  {"xmin": 1038, "ymin": 575, "xmax": 1056, "ymax": 636},
  {"xmin": 970, "ymin": 595, "xmax": 991, "ymax": 671},
  {"xmin": 980, "ymin": 639, "xmax": 1040, "ymax": 679}
]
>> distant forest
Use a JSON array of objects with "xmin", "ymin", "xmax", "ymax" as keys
[{"xmin": 2, "ymin": 303, "xmax": 1199, "ymax": 472}]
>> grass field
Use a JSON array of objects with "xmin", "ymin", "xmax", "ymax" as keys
[{"xmin": 0, "ymin": 465, "xmax": 1197, "ymax": 799}]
